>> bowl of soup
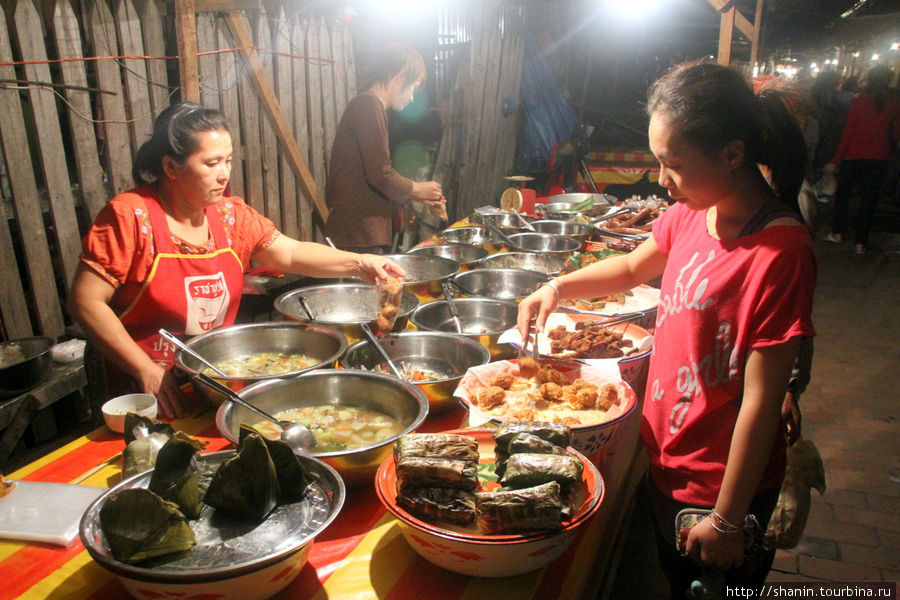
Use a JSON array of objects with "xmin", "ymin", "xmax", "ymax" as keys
[
  {"xmin": 216, "ymin": 369, "xmax": 429, "ymax": 485},
  {"xmin": 174, "ymin": 322, "xmax": 348, "ymax": 404}
]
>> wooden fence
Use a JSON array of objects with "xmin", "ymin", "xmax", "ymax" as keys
[{"xmin": 0, "ymin": 0, "xmax": 355, "ymax": 342}]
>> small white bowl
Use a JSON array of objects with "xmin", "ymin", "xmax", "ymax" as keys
[{"xmin": 101, "ymin": 393, "xmax": 158, "ymax": 433}]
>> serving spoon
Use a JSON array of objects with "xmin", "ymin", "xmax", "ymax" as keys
[
  {"xmin": 441, "ymin": 281, "xmax": 464, "ymax": 334},
  {"xmin": 196, "ymin": 372, "xmax": 317, "ymax": 452},
  {"xmin": 158, "ymin": 328, "xmax": 227, "ymax": 377},
  {"xmin": 359, "ymin": 322, "xmax": 404, "ymax": 379}
]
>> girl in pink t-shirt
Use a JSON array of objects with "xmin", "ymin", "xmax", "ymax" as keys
[{"xmin": 518, "ymin": 62, "xmax": 816, "ymax": 597}]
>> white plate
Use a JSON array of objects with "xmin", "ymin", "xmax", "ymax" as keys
[{"xmin": 558, "ymin": 284, "xmax": 660, "ymax": 317}]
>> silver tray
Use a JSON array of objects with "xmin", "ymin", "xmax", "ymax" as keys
[{"xmin": 80, "ymin": 450, "xmax": 345, "ymax": 581}]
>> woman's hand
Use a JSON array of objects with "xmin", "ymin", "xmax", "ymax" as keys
[
  {"xmin": 516, "ymin": 284, "xmax": 559, "ymax": 341},
  {"xmin": 782, "ymin": 390, "xmax": 801, "ymax": 445},
  {"xmin": 356, "ymin": 254, "xmax": 406, "ymax": 284},
  {"xmin": 685, "ymin": 517, "xmax": 745, "ymax": 570},
  {"xmin": 136, "ymin": 362, "xmax": 189, "ymax": 420}
]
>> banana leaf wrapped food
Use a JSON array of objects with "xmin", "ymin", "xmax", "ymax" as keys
[
  {"xmin": 99, "ymin": 488, "xmax": 196, "ymax": 564},
  {"xmin": 394, "ymin": 433, "xmax": 479, "ymax": 462},
  {"xmin": 122, "ymin": 414, "xmax": 177, "ymax": 477},
  {"xmin": 493, "ymin": 422, "xmax": 572, "ymax": 478},
  {"xmin": 396, "ymin": 456, "xmax": 478, "ymax": 491},
  {"xmin": 495, "ymin": 432, "xmax": 570, "ymax": 478},
  {"xmin": 204, "ymin": 432, "xmax": 280, "ymax": 522},
  {"xmin": 397, "ymin": 485, "xmax": 477, "ymax": 525},
  {"xmin": 239, "ymin": 424, "xmax": 311, "ymax": 503},
  {"xmin": 499, "ymin": 453, "xmax": 583, "ymax": 493},
  {"xmin": 147, "ymin": 432, "xmax": 208, "ymax": 519},
  {"xmin": 476, "ymin": 482, "xmax": 566, "ymax": 535}
]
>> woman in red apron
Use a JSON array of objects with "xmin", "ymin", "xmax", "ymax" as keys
[{"xmin": 69, "ymin": 103, "xmax": 404, "ymax": 419}]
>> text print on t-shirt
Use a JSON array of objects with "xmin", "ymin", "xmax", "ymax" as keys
[
  {"xmin": 184, "ymin": 272, "xmax": 231, "ymax": 335},
  {"xmin": 652, "ymin": 250, "xmax": 741, "ymax": 434}
]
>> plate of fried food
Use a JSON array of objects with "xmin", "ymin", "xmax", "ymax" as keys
[
  {"xmin": 499, "ymin": 312, "xmax": 652, "ymax": 362},
  {"xmin": 557, "ymin": 284, "xmax": 660, "ymax": 317}
]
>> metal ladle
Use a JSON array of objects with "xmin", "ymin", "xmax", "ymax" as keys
[
  {"xmin": 158, "ymin": 328, "xmax": 228, "ymax": 377},
  {"xmin": 298, "ymin": 295, "xmax": 316, "ymax": 320},
  {"xmin": 359, "ymin": 322, "xmax": 404, "ymax": 379},
  {"xmin": 196, "ymin": 372, "xmax": 317, "ymax": 452},
  {"xmin": 441, "ymin": 281, "xmax": 464, "ymax": 334}
]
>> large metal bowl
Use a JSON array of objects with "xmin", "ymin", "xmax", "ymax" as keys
[
  {"xmin": 469, "ymin": 211, "xmax": 530, "ymax": 233},
  {"xmin": 405, "ymin": 243, "xmax": 487, "ymax": 270},
  {"xmin": 383, "ymin": 253, "xmax": 460, "ymax": 297},
  {"xmin": 451, "ymin": 268, "xmax": 550, "ymax": 301},
  {"xmin": 80, "ymin": 449, "xmax": 344, "ymax": 600},
  {"xmin": 547, "ymin": 192, "xmax": 617, "ymax": 207},
  {"xmin": 531, "ymin": 220, "xmax": 593, "ymax": 245},
  {"xmin": 411, "ymin": 298, "xmax": 519, "ymax": 360},
  {"xmin": 505, "ymin": 232, "xmax": 581, "ymax": 258},
  {"xmin": 0, "ymin": 336, "xmax": 54, "ymax": 398},
  {"xmin": 174, "ymin": 322, "xmax": 347, "ymax": 403},
  {"xmin": 341, "ymin": 332, "xmax": 490, "ymax": 413},
  {"xmin": 475, "ymin": 252, "xmax": 566, "ymax": 276},
  {"xmin": 437, "ymin": 226, "xmax": 504, "ymax": 254},
  {"xmin": 274, "ymin": 283, "xmax": 419, "ymax": 341},
  {"xmin": 217, "ymin": 369, "xmax": 429, "ymax": 485}
]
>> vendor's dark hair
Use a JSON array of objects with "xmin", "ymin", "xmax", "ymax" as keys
[
  {"xmin": 359, "ymin": 44, "xmax": 426, "ymax": 91},
  {"xmin": 132, "ymin": 102, "xmax": 231, "ymax": 184},
  {"xmin": 865, "ymin": 65, "xmax": 894, "ymax": 112},
  {"xmin": 647, "ymin": 61, "xmax": 807, "ymax": 214}
]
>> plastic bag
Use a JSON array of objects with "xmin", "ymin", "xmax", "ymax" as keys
[
  {"xmin": 765, "ymin": 437, "xmax": 826, "ymax": 549},
  {"xmin": 375, "ymin": 276, "xmax": 404, "ymax": 333}
]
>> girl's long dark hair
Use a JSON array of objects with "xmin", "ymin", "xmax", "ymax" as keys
[
  {"xmin": 647, "ymin": 61, "xmax": 807, "ymax": 216},
  {"xmin": 132, "ymin": 102, "xmax": 231, "ymax": 185}
]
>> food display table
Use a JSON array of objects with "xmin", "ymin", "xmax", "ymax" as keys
[{"xmin": 2, "ymin": 218, "xmax": 650, "ymax": 599}]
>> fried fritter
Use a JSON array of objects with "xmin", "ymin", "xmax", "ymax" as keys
[
  {"xmin": 535, "ymin": 365, "xmax": 565, "ymax": 385},
  {"xmin": 597, "ymin": 383, "xmax": 620, "ymax": 411},
  {"xmin": 488, "ymin": 373, "xmax": 517, "ymax": 390},
  {"xmin": 538, "ymin": 382, "xmax": 564, "ymax": 403},
  {"xmin": 476, "ymin": 386, "xmax": 506, "ymax": 409}
]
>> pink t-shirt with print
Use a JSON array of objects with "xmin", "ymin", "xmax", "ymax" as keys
[{"xmin": 644, "ymin": 201, "xmax": 816, "ymax": 505}]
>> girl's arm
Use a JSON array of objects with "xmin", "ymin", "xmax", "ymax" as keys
[
  {"xmin": 685, "ymin": 336, "xmax": 802, "ymax": 569},
  {"xmin": 68, "ymin": 265, "xmax": 188, "ymax": 419},
  {"xmin": 516, "ymin": 236, "xmax": 667, "ymax": 338},
  {"xmin": 252, "ymin": 236, "xmax": 405, "ymax": 283}
]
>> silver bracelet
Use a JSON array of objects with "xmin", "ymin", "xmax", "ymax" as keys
[
  {"xmin": 710, "ymin": 509, "xmax": 742, "ymax": 534},
  {"xmin": 540, "ymin": 279, "xmax": 560, "ymax": 299}
]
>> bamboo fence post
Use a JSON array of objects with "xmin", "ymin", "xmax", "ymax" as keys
[{"xmin": 273, "ymin": 7, "xmax": 298, "ymax": 238}]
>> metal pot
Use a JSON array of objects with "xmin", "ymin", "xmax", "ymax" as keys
[
  {"xmin": 437, "ymin": 226, "xmax": 505, "ymax": 254},
  {"xmin": 274, "ymin": 283, "xmax": 419, "ymax": 342},
  {"xmin": 383, "ymin": 254, "xmax": 460, "ymax": 297},
  {"xmin": 474, "ymin": 252, "xmax": 566, "ymax": 276},
  {"xmin": 0, "ymin": 336, "xmax": 54, "ymax": 398},
  {"xmin": 216, "ymin": 369, "xmax": 429, "ymax": 485},
  {"xmin": 530, "ymin": 220, "xmax": 594, "ymax": 245},
  {"xmin": 411, "ymin": 298, "xmax": 519, "ymax": 360},
  {"xmin": 405, "ymin": 244, "xmax": 488, "ymax": 270},
  {"xmin": 341, "ymin": 331, "xmax": 490, "ymax": 414},
  {"xmin": 451, "ymin": 268, "xmax": 550, "ymax": 301},
  {"xmin": 174, "ymin": 322, "xmax": 347, "ymax": 404},
  {"xmin": 505, "ymin": 232, "xmax": 581, "ymax": 258}
]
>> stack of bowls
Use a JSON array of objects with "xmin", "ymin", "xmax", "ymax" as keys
[
  {"xmin": 174, "ymin": 322, "xmax": 347, "ymax": 403},
  {"xmin": 341, "ymin": 331, "xmax": 490, "ymax": 413},
  {"xmin": 274, "ymin": 282, "xmax": 419, "ymax": 341},
  {"xmin": 216, "ymin": 369, "xmax": 429, "ymax": 486},
  {"xmin": 411, "ymin": 298, "xmax": 519, "ymax": 360}
]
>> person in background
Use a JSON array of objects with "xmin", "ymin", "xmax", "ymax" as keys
[
  {"xmin": 517, "ymin": 62, "xmax": 816, "ymax": 598},
  {"xmin": 325, "ymin": 44, "xmax": 446, "ymax": 254},
  {"xmin": 69, "ymin": 103, "xmax": 404, "ymax": 419},
  {"xmin": 824, "ymin": 65, "xmax": 900, "ymax": 254}
]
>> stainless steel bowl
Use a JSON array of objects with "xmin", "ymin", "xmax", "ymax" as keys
[
  {"xmin": 531, "ymin": 220, "xmax": 593, "ymax": 245},
  {"xmin": 469, "ymin": 211, "xmax": 530, "ymax": 232},
  {"xmin": 405, "ymin": 244, "xmax": 488, "ymax": 270},
  {"xmin": 451, "ymin": 268, "xmax": 550, "ymax": 301},
  {"xmin": 273, "ymin": 283, "xmax": 419, "ymax": 341},
  {"xmin": 80, "ymin": 449, "xmax": 345, "ymax": 600},
  {"xmin": 506, "ymin": 232, "xmax": 581, "ymax": 257},
  {"xmin": 174, "ymin": 322, "xmax": 348, "ymax": 403},
  {"xmin": 437, "ymin": 226, "xmax": 504, "ymax": 254},
  {"xmin": 0, "ymin": 336, "xmax": 54, "ymax": 398},
  {"xmin": 341, "ymin": 332, "xmax": 490, "ymax": 413},
  {"xmin": 548, "ymin": 192, "xmax": 616, "ymax": 206},
  {"xmin": 216, "ymin": 369, "xmax": 429, "ymax": 485},
  {"xmin": 411, "ymin": 298, "xmax": 519, "ymax": 360},
  {"xmin": 383, "ymin": 253, "xmax": 460, "ymax": 297},
  {"xmin": 475, "ymin": 252, "xmax": 566, "ymax": 276}
]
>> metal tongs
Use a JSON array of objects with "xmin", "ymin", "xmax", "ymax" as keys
[
  {"xmin": 441, "ymin": 281, "xmax": 464, "ymax": 334},
  {"xmin": 517, "ymin": 317, "xmax": 541, "ymax": 379}
]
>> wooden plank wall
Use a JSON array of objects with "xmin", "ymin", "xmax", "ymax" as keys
[{"xmin": 0, "ymin": 1, "xmax": 356, "ymax": 341}]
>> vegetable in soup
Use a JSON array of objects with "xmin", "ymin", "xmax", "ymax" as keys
[
  {"xmin": 256, "ymin": 406, "xmax": 404, "ymax": 452},
  {"xmin": 202, "ymin": 352, "xmax": 319, "ymax": 377}
]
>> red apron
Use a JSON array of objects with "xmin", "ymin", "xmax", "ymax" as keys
[{"xmin": 118, "ymin": 195, "xmax": 244, "ymax": 368}]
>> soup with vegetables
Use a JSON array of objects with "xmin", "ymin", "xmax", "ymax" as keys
[
  {"xmin": 202, "ymin": 352, "xmax": 320, "ymax": 377},
  {"xmin": 256, "ymin": 406, "xmax": 405, "ymax": 452}
]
